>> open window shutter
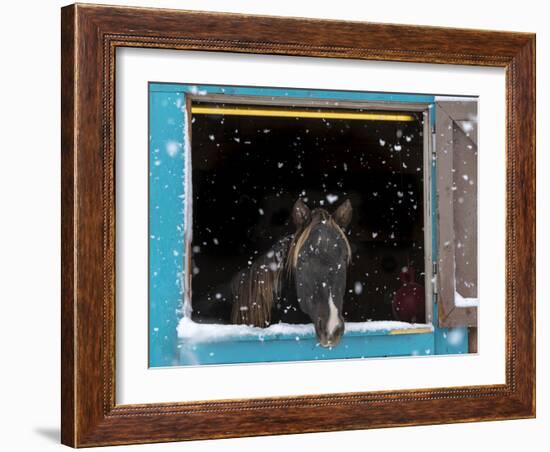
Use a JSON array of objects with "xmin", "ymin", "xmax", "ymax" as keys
[{"xmin": 435, "ymin": 101, "xmax": 478, "ymax": 328}]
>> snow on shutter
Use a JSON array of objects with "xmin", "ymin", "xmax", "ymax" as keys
[{"xmin": 435, "ymin": 101, "xmax": 478, "ymax": 328}]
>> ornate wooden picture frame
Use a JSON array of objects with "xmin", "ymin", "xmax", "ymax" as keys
[{"xmin": 61, "ymin": 3, "xmax": 535, "ymax": 447}]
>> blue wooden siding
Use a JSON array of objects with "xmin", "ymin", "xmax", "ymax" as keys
[
  {"xmin": 149, "ymin": 82, "xmax": 435, "ymax": 104},
  {"xmin": 148, "ymin": 82, "xmax": 468, "ymax": 367},
  {"xmin": 148, "ymin": 89, "xmax": 188, "ymax": 367},
  {"xmin": 179, "ymin": 330, "xmax": 435, "ymax": 366}
]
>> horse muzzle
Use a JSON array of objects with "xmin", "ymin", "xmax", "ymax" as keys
[{"xmin": 316, "ymin": 320, "xmax": 345, "ymax": 348}]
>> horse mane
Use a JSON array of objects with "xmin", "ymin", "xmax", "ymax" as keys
[
  {"xmin": 231, "ymin": 209, "xmax": 351, "ymax": 327},
  {"xmin": 230, "ymin": 236, "xmax": 290, "ymax": 326},
  {"xmin": 287, "ymin": 209, "xmax": 351, "ymax": 272}
]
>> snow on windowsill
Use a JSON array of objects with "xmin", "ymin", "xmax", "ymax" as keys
[
  {"xmin": 177, "ymin": 317, "xmax": 433, "ymax": 343},
  {"xmin": 454, "ymin": 291, "xmax": 479, "ymax": 308}
]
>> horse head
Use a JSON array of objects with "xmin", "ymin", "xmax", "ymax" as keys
[{"xmin": 289, "ymin": 198, "xmax": 352, "ymax": 348}]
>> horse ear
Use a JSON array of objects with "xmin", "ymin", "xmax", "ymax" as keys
[
  {"xmin": 333, "ymin": 199, "xmax": 352, "ymax": 229},
  {"xmin": 292, "ymin": 198, "xmax": 311, "ymax": 228}
]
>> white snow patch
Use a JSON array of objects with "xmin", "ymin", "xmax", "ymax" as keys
[
  {"xmin": 177, "ymin": 317, "xmax": 433, "ymax": 342},
  {"xmin": 455, "ymin": 291, "xmax": 479, "ymax": 308}
]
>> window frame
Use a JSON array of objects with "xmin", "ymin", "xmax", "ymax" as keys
[{"xmin": 148, "ymin": 82, "xmax": 470, "ymax": 367}]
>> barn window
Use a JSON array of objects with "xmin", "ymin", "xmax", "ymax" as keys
[{"xmin": 148, "ymin": 83, "xmax": 477, "ymax": 367}]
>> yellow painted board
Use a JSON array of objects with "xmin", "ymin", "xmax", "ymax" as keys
[
  {"xmin": 191, "ymin": 106, "xmax": 415, "ymax": 122},
  {"xmin": 389, "ymin": 327, "xmax": 433, "ymax": 335}
]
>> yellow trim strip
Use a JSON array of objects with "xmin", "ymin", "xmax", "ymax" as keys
[
  {"xmin": 191, "ymin": 106, "xmax": 415, "ymax": 122},
  {"xmin": 389, "ymin": 327, "xmax": 433, "ymax": 335}
]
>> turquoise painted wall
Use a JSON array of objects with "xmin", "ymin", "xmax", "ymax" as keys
[
  {"xmin": 179, "ymin": 331, "xmax": 435, "ymax": 365},
  {"xmin": 148, "ymin": 90, "xmax": 187, "ymax": 367}
]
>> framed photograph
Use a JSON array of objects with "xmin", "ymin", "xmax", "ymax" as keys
[{"xmin": 61, "ymin": 3, "xmax": 535, "ymax": 447}]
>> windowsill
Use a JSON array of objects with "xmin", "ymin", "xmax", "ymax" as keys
[{"xmin": 177, "ymin": 317, "xmax": 433, "ymax": 344}]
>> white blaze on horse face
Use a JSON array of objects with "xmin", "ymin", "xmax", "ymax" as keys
[{"xmin": 326, "ymin": 290, "xmax": 341, "ymax": 336}]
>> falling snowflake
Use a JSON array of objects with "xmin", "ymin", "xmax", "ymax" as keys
[
  {"xmin": 326, "ymin": 194, "xmax": 339, "ymax": 204},
  {"xmin": 165, "ymin": 141, "xmax": 180, "ymax": 157}
]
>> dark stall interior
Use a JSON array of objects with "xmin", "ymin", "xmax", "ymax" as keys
[{"xmin": 190, "ymin": 101, "xmax": 426, "ymax": 324}]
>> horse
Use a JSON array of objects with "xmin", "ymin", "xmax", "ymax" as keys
[{"xmin": 231, "ymin": 198, "xmax": 352, "ymax": 347}]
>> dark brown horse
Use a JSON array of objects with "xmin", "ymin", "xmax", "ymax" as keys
[{"xmin": 231, "ymin": 198, "xmax": 352, "ymax": 347}]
